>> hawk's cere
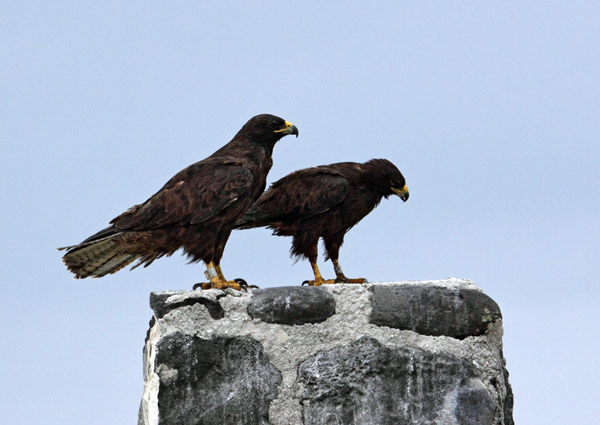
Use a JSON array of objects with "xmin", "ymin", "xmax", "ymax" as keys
[
  {"xmin": 59, "ymin": 114, "xmax": 298, "ymax": 290},
  {"xmin": 234, "ymin": 159, "xmax": 408, "ymax": 285}
]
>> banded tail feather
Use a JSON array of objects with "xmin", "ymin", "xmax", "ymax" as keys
[{"xmin": 58, "ymin": 233, "xmax": 138, "ymax": 279}]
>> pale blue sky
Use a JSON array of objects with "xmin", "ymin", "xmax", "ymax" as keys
[{"xmin": 2, "ymin": 2, "xmax": 599, "ymax": 424}]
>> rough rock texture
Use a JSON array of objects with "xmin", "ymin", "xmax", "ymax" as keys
[
  {"xmin": 155, "ymin": 333, "xmax": 281, "ymax": 425},
  {"xmin": 299, "ymin": 336, "xmax": 495, "ymax": 425},
  {"xmin": 139, "ymin": 279, "xmax": 513, "ymax": 425}
]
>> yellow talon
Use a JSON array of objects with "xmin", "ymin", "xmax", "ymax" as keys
[
  {"xmin": 210, "ymin": 280, "xmax": 242, "ymax": 291},
  {"xmin": 192, "ymin": 261, "xmax": 243, "ymax": 291}
]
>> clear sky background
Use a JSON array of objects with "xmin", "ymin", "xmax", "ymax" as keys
[{"xmin": 2, "ymin": 2, "xmax": 598, "ymax": 424}]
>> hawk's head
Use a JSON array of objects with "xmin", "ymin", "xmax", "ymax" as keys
[
  {"xmin": 365, "ymin": 159, "xmax": 409, "ymax": 202},
  {"xmin": 237, "ymin": 114, "xmax": 299, "ymax": 147}
]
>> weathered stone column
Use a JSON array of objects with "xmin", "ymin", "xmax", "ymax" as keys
[{"xmin": 139, "ymin": 279, "xmax": 513, "ymax": 425}]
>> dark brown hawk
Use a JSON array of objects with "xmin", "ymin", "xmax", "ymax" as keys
[
  {"xmin": 234, "ymin": 159, "xmax": 409, "ymax": 285},
  {"xmin": 59, "ymin": 114, "xmax": 298, "ymax": 290}
]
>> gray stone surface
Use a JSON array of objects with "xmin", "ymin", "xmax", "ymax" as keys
[
  {"xmin": 150, "ymin": 291, "xmax": 225, "ymax": 320},
  {"xmin": 299, "ymin": 336, "xmax": 495, "ymax": 425},
  {"xmin": 139, "ymin": 279, "xmax": 513, "ymax": 425},
  {"xmin": 370, "ymin": 285, "xmax": 502, "ymax": 339},
  {"xmin": 247, "ymin": 286, "xmax": 336, "ymax": 325},
  {"xmin": 154, "ymin": 333, "xmax": 281, "ymax": 425}
]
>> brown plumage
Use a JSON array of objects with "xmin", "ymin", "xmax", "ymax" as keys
[
  {"xmin": 59, "ymin": 114, "xmax": 298, "ymax": 289},
  {"xmin": 234, "ymin": 159, "xmax": 409, "ymax": 285}
]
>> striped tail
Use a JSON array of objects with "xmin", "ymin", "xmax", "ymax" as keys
[{"xmin": 58, "ymin": 234, "xmax": 138, "ymax": 279}]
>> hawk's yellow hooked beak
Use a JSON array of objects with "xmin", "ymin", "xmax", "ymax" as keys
[
  {"xmin": 274, "ymin": 121, "xmax": 299, "ymax": 138},
  {"xmin": 391, "ymin": 184, "xmax": 409, "ymax": 202}
]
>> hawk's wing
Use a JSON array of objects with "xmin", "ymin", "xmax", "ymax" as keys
[
  {"xmin": 112, "ymin": 160, "xmax": 253, "ymax": 230},
  {"xmin": 241, "ymin": 168, "xmax": 349, "ymax": 225}
]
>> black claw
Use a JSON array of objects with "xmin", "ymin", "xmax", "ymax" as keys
[
  {"xmin": 301, "ymin": 280, "xmax": 310, "ymax": 286},
  {"xmin": 192, "ymin": 282, "xmax": 204, "ymax": 290},
  {"xmin": 234, "ymin": 278, "xmax": 259, "ymax": 291}
]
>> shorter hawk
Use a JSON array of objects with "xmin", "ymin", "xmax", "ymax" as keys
[{"xmin": 234, "ymin": 159, "xmax": 409, "ymax": 285}]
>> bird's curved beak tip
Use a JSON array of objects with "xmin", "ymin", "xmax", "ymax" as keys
[
  {"xmin": 392, "ymin": 185, "xmax": 409, "ymax": 202},
  {"xmin": 275, "ymin": 122, "xmax": 299, "ymax": 138}
]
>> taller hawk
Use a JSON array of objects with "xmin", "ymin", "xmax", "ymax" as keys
[{"xmin": 59, "ymin": 114, "xmax": 298, "ymax": 290}]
